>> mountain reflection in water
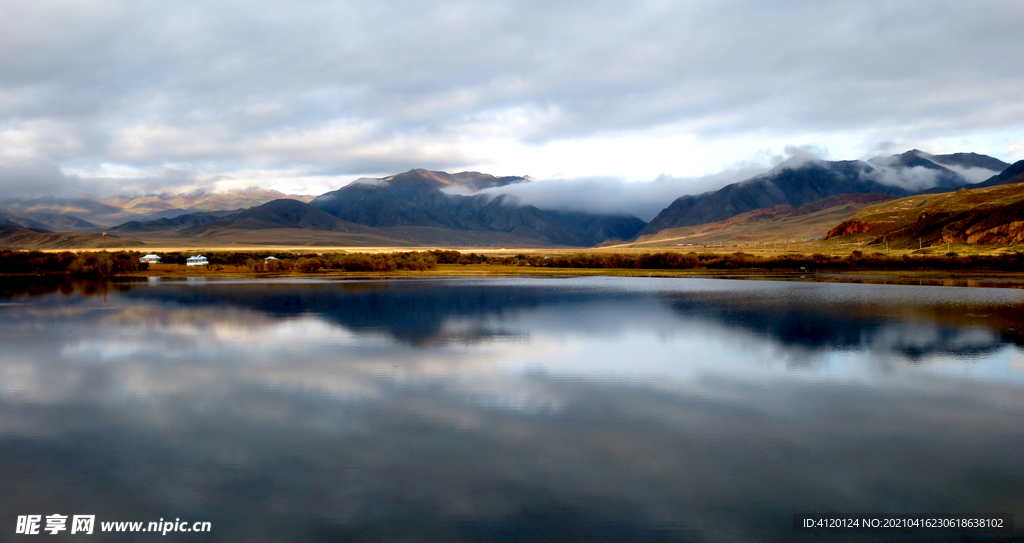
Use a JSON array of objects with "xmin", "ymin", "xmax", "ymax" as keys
[{"xmin": 0, "ymin": 276, "xmax": 1022, "ymax": 542}]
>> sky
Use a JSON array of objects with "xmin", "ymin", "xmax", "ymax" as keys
[{"xmin": 1, "ymin": 0, "xmax": 1023, "ymax": 205}]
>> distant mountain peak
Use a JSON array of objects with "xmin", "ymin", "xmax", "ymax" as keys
[
  {"xmin": 309, "ymin": 168, "xmax": 645, "ymax": 246},
  {"xmin": 928, "ymin": 152, "xmax": 1011, "ymax": 173},
  {"xmin": 870, "ymin": 149, "xmax": 1010, "ymax": 174},
  {"xmin": 768, "ymin": 155, "xmax": 826, "ymax": 172},
  {"xmin": 375, "ymin": 169, "xmax": 530, "ymax": 193},
  {"xmin": 869, "ymin": 150, "xmax": 950, "ymax": 170}
]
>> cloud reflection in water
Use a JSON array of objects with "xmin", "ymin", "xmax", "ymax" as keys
[{"xmin": 1, "ymin": 277, "xmax": 1023, "ymax": 542}]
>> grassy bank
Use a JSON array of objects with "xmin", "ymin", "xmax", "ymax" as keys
[
  {"xmin": 3, "ymin": 249, "xmax": 1023, "ymax": 281},
  {"xmin": 213, "ymin": 248, "xmax": 1024, "ymax": 274}
]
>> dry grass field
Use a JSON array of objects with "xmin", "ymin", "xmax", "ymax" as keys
[{"xmin": 28, "ymin": 238, "xmax": 1024, "ymax": 259}]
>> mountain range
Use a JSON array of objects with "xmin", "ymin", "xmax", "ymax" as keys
[
  {"xmin": 0, "ymin": 188, "xmax": 313, "ymax": 231},
  {"xmin": 640, "ymin": 150, "xmax": 1010, "ymax": 236},
  {"xmin": 1, "ymin": 150, "xmax": 1021, "ymax": 250},
  {"xmin": 308, "ymin": 169, "xmax": 646, "ymax": 246},
  {"xmin": 90, "ymin": 170, "xmax": 644, "ymax": 247}
]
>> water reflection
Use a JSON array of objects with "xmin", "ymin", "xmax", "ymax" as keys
[
  {"xmin": 1, "ymin": 277, "xmax": 1023, "ymax": 542},
  {"xmin": 112, "ymin": 277, "xmax": 1024, "ymax": 369}
]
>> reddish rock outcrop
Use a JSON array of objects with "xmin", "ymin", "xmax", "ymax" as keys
[
  {"xmin": 964, "ymin": 220, "xmax": 1024, "ymax": 244},
  {"xmin": 826, "ymin": 221, "xmax": 882, "ymax": 238}
]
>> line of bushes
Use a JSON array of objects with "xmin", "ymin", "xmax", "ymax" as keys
[
  {"xmin": 3, "ymin": 249, "xmax": 1023, "ymax": 276},
  {"xmin": 0, "ymin": 250, "xmax": 149, "ymax": 277},
  {"xmin": 251, "ymin": 252, "xmax": 437, "ymax": 272},
  {"xmin": 0, "ymin": 250, "xmax": 440, "ymax": 275},
  {"xmin": 439, "ymin": 250, "xmax": 1024, "ymax": 272},
  {"xmin": 147, "ymin": 251, "xmax": 437, "ymax": 272}
]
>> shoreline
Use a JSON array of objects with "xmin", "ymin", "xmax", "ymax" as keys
[{"xmin": 7, "ymin": 266, "xmax": 1024, "ymax": 289}]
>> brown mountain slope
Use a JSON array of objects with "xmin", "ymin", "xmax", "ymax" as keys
[
  {"xmin": 624, "ymin": 194, "xmax": 895, "ymax": 248},
  {"xmin": 826, "ymin": 181, "xmax": 1024, "ymax": 248},
  {"xmin": 167, "ymin": 228, "xmax": 412, "ymax": 247},
  {"xmin": 103, "ymin": 188, "xmax": 314, "ymax": 215},
  {"xmin": 175, "ymin": 226, "xmax": 556, "ymax": 248},
  {"xmin": 125, "ymin": 199, "xmax": 561, "ymax": 247},
  {"xmin": 0, "ymin": 227, "xmax": 144, "ymax": 249},
  {"xmin": 180, "ymin": 199, "xmax": 377, "ymax": 235},
  {"xmin": 1, "ymin": 189, "xmax": 316, "ymax": 229},
  {"xmin": 67, "ymin": 198, "xmax": 565, "ymax": 248}
]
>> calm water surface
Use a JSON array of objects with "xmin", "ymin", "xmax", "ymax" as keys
[{"xmin": 1, "ymin": 276, "xmax": 1023, "ymax": 542}]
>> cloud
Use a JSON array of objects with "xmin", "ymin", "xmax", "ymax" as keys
[
  {"xmin": 50, "ymin": 166, "xmax": 205, "ymax": 199},
  {"xmin": 867, "ymin": 165, "xmax": 955, "ymax": 191},
  {"xmin": 854, "ymin": 162, "xmax": 1002, "ymax": 191},
  {"xmin": 470, "ymin": 146, "xmax": 846, "ymax": 220},
  {"xmin": 0, "ymin": 159, "xmax": 74, "ymax": 198},
  {"xmin": 939, "ymin": 164, "xmax": 1003, "ymax": 183},
  {"xmin": 475, "ymin": 164, "xmax": 776, "ymax": 221},
  {"xmin": 783, "ymin": 144, "xmax": 829, "ymax": 161},
  {"xmin": 0, "ymin": 0, "xmax": 1021, "ymax": 195},
  {"xmin": 1009, "ymin": 139, "xmax": 1024, "ymax": 158}
]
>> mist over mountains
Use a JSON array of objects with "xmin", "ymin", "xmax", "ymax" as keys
[
  {"xmin": 640, "ymin": 150, "xmax": 1010, "ymax": 235},
  {"xmin": 104, "ymin": 169, "xmax": 648, "ymax": 247},
  {"xmin": 309, "ymin": 169, "xmax": 647, "ymax": 246},
  {"xmin": 1, "ymin": 149, "xmax": 1019, "ymax": 249},
  {"xmin": 468, "ymin": 164, "xmax": 778, "ymax": 222},
  {"xmin": 428, "ymin": 150, "xmax": 1009, "ymax": 223}
]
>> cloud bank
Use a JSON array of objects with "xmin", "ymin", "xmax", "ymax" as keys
[
  {"xmin": 474, "ymin": 164, "xmax": 776, "ymax": 221},
  {"xmin": 0, "ymin": 0, "xmax": 1022, "ymax": 197}
]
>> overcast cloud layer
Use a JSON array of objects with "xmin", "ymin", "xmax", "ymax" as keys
[{"xmin": 1, "ymin": 0, "xmax": 1023, "ymax": 199}]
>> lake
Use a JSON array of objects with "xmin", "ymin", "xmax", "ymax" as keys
[{"xmin": 1, "ymin": 276, "xmax": 1023, "ymax": 542}]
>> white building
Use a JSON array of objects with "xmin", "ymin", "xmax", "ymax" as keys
[
  {"xmin": 186, "ymin": 255, "xmax": 209, "ymax": 266},
  {"xmin": 139, "ymin": 254, "xmax": 161, "ymax": 263}
]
